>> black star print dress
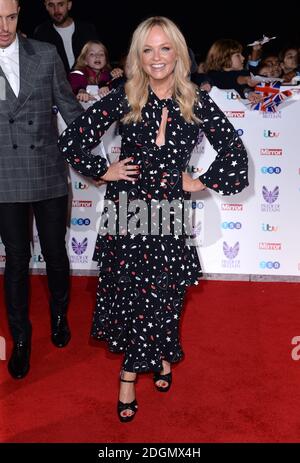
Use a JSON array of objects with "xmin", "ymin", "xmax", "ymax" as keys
[{"xmin": 58, "ymin": 86, "xmax": 248, "ymax": 373}]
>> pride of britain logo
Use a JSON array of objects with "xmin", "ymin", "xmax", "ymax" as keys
[
  {"xmin": 70, "ymin": 237, "xmax": 88, "ymax": 264},
  {"xmin": 221, "ymin": 241, "xmax": 240, "ymax": 268},
  {"xmin": 261, "ymin": 186, "xmax": 280, "ymax": 212}
]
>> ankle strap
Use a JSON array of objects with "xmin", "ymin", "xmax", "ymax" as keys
[{"xmin": 120, "ymin": 378, "xmax": 136, "ymax": 383}]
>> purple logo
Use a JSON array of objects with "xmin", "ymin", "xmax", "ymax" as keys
[
  {"xmin": 223, "ymin": 241, "xmax": 239, "ymax": 259},
  {"xmin": 262, "ymin": 186, "xmax": 279, "ymax": 204},
  {"xmin": 71, "ymin": 237, "xmax": 88, "ymax": 255}
]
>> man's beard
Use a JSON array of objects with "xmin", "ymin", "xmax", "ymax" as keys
[{"xmin": 53, "ymin": 12, "xmax": 69, "ymax": 26}]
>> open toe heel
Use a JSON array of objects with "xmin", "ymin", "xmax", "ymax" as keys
[
  {"xmin": 153, "ymin": 371, "xmax": 172, "ymax": 392},
  {"xmin": 118, "ymin": 377, "xmax": 138, "ymax": 423}
]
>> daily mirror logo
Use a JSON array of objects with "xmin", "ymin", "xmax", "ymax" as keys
[
  {"xmin": 224, "ymin": 111, "xmax": 245, "ymax": 118},
  {"xmin": 221, "ymin": 203, "xmax": 243, "ymax": 211},
  {"xmin": 260, "ymin": 149, "xmax": 283, "ymax": 156}
]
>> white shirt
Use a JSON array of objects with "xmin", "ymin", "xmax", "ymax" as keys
[
  {"xmin": 54, "ymin": 21, "xmax": 75, "ymax": 69},
  {"xmin": 0, "ymin": 36, "xmax": 20, "ymax": 97}
]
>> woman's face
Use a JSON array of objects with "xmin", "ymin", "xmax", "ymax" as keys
[
  {"xmin": 263, "ymin": 56, "xmax": 281, "ymax": 77},
  {"xmin": 230, "ymin": 52, "xmax": 245, "ymax": 71},
  {"xmin": 282, "ymin": 48, "xmax": 298, "ymax": 72},
  {"xmin": 141, "ymin": 25, "xmax": 177, "ymax": 86},
  {"xmin": 85, "ymin": 44, "xmax": 106, "ymax": 71},
  {"xmin": 258, "ymin": 65, "xmax": 273, "ymax": 78}
]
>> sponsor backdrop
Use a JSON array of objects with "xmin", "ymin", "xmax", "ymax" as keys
[{"xmin": 1, "ymin": 88, "xmax": 299, "ymax": 276}]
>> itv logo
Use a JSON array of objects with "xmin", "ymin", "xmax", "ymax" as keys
[
  {"xmin": 263, "ymin": 129, "xmax": 279, "ymax": 138},
  {"xmin": 226, "ymin": 91, "xmax": 240, "ymax": 100},
  {"xmin": 262, "ymin": 223, "xmax": 278, "ymax": 232},
  {"xmin": 32, "ymin": 254, "xmax": 45, "ymax": 263},
  {"xmin": 74, "ymin": 181, "xmax": 89, "ymax": 190}
]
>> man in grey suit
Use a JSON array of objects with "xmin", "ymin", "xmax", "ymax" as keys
[{"xmin": 0, "ymin": 0, "xmax": 83, "ymax": 379}]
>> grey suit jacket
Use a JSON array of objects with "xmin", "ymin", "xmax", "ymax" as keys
[{"xmin": 0, "ymin": 35, "xmax": 83, "ymax": 202}]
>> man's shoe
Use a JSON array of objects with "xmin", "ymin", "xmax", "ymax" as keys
[
  {"xmin": 8, "ymin": 341, "xmax": 31, "ymax": 379},
  {"xmin": 51, "ymin": 315, "xmax": 71, "ymax": 348}
]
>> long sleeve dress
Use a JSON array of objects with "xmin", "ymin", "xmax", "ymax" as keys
[{"xmin": 58, "ymin": 85, "xmax": 248, "ymax": 373}]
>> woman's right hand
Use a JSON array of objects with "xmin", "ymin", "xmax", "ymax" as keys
[
  {"xmin": 76, "ymin": 91, "xmax": 96, "ymax": 103},
  {"xmin": 101, "ymin": 157, "xmax": 139, "ymax": 182},
  {"xmin": 111, "ymin": 67, "xmax": 124, "ymax": 79}
]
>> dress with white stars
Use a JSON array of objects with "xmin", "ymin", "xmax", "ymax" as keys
[{"xmin": 58, "ymin": 85, "xmax": 248, "ymax": 373}]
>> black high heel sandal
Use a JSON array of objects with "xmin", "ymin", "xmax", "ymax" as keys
[
  {"xmin": 118, "ymin": 377, "xmax": 138, "ymax": 423},
  {"xmin": 153, "ymin": 371, "xmax": 172, "ymax": 392}
]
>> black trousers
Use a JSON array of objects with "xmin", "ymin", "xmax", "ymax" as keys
[{"xmin": 0, "ymin": 195, "xmax": 70, "ymax": 342}]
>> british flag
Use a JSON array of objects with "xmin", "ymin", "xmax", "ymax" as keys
[{"xmin": 250, "ymin": 81, "xmax": 293, "ymax": 112}]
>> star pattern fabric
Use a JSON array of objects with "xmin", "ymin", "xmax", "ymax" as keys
[{"xmin": 58, "ymin": 85, "xmax": 248, "ymax": 373}]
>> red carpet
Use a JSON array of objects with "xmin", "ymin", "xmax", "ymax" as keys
[{"xmin": 1, "ymin": 275, "xmax": 300, "ymax": 443}]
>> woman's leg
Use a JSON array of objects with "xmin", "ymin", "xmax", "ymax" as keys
[
  {"xmin": 118, "ymin": 370, "xmax": 137, "ymax": 418},
  {"xmin": 154, "ymin": 360, "xmax": 171, "ymax": 389},
  {"xmin": 154, "ymin": 289, "xmax": 186, "ymax": 390}
]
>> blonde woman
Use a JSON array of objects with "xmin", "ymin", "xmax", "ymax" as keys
[{"xmin": 59, "ymin": 16, "xmax": 248, "ymax": 422}]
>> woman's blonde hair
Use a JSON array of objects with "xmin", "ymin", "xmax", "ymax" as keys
[
  {"xmin": 74, "ymin": 41, "xmax": 111, "ymax": 72},
  {"xmin": 205, "ymin": 39, "xmax": 243, "ymax": 71},
  {"xmin": 123, "ymin": 16, "xmax": 199, "ymax": 124}
]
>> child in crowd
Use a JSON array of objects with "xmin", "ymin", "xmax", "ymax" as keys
[
  {"xmin": 279, "ymin": 47, "xmax": 300, "ymax": 82},
  {"xmin": 258, "ymin": 55, "xmax": 282, "ymax": 78},
  {"xmin": 251, "ymin": 47, "xmax": 300, "ymax": 82},
  {"xmin": 69, "ymin": 41, "xmax": 123, "ymax": 102},
  {"xmin": 204, "ymin": 39, "xmax": 261, "ymax": 102}
]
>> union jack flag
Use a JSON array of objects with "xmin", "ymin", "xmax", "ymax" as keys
[{"xmin": 250, "ymin": 81, "xmax": 293, "ymax": 112}]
